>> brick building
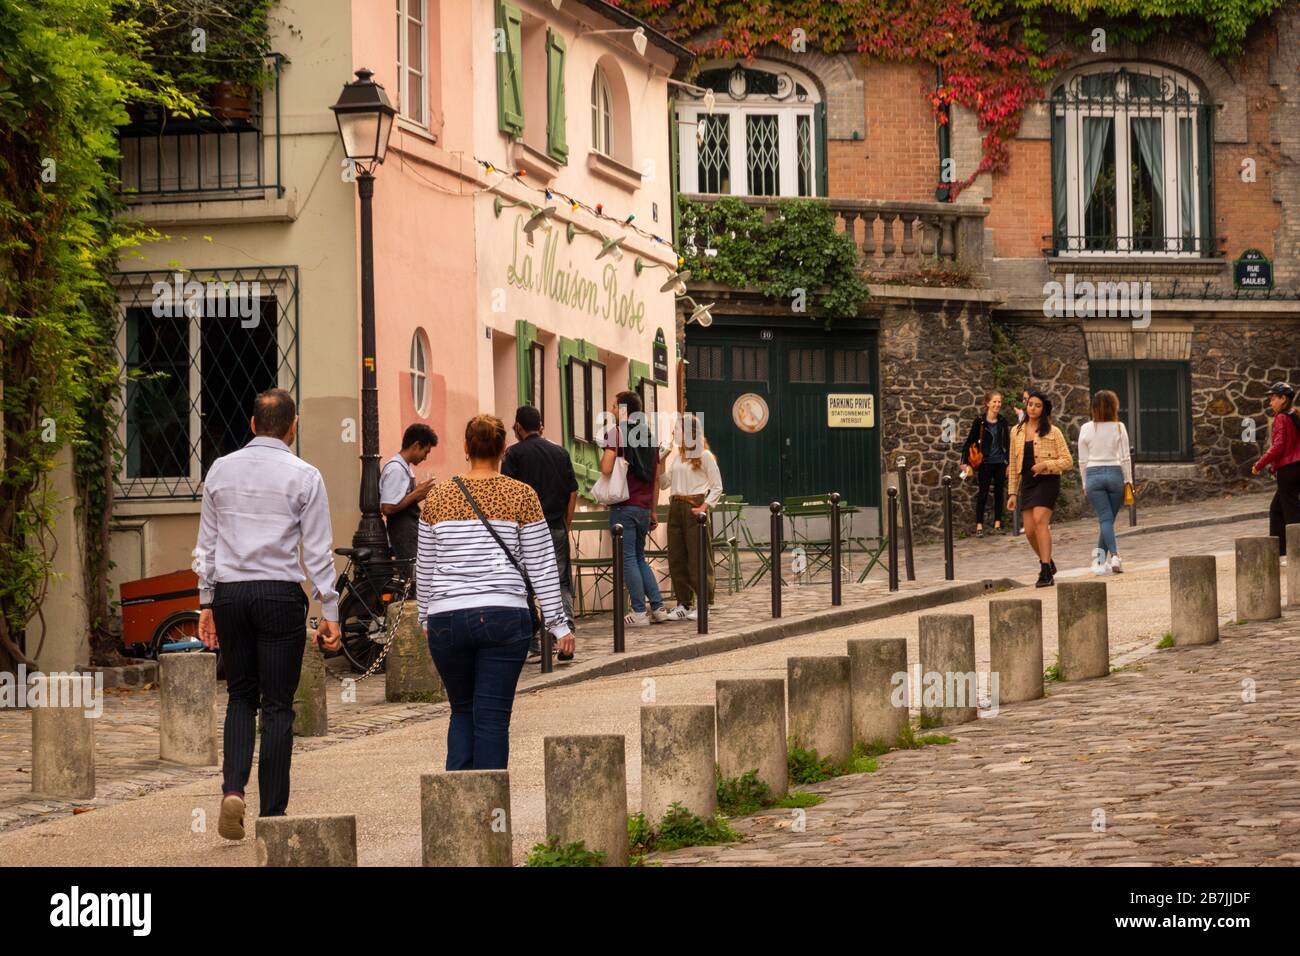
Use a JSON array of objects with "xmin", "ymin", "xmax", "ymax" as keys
[{"xmin": 670, "ymin": 6, "xmax": 1300, "ymax": 533}]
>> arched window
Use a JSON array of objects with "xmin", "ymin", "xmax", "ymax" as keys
[
  {"xmin": 591, "ymin": 66, "xmax": 613, "ymax": 156},
  {"xmin": 410, "ymin": 329, "xmax": 429, "ymax": 415},
  {"xmin": 1051, "ymin": 64, "xmax": 1210, "ymax": 256},
  {"xmin": 677, "ymin": 61, "xmax": 822, "ymax": 198}
]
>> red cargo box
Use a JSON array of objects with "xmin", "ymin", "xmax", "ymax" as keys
[{"xmin": 120, "ymin": 569, "xmax": 201, "ymax": 651}]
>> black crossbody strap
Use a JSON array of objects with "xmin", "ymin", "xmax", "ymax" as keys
[{"xmin": 451, "ymin": 476, "xmax": 537, "ymax": 600}]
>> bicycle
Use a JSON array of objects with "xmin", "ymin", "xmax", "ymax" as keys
[{"xmin": 329, "ymin": 547, "xmax": 415, "ymax": 674}]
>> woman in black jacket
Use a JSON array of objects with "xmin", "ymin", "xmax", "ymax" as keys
[{"xmin": 960, "ymin": 391, "xmax": 1012, "ymax": 536}]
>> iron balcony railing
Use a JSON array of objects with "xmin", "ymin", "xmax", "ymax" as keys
[{"xmin": 117, "ymin": 54, "xmax": 285, "ymax": 203}]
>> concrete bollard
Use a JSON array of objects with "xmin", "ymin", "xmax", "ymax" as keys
[
  {"xmin": 30, "ymin": 674, "xmax": 96, "ymax": 800},
  {"xmin": 786, "ymin": 656, "xmax": 852, "ymax": 764},
  {"xmin": 1236, "ymin": 536, "xmax": 1281, "ymax": 622},
  {"xmin": 847, "ymin": 638, "xmax": 908, "ymax": 749},
  {"xmin": 159, "ymin": 652, "xmax": 217, "ymax": 765},
  {"xmin": 293, "ymin": 629, "xmax": 328, "ymax": 737},
  {"xmin": 386, "ymin": 601, "xmax": 445, "ymax": 703},
  {"xmin": 989, "ymin": 599, "xmax": 1043, "ymax": 704},
  {"xmin": 1057, "ymin": 581, "xmax": 1110, "ymax": 680},
  {"xmin": 256, "ymin": 815, "xmax": 357, "ymax": 866},
  {"xmin": 918, "ymin": 614, "xmax": 978, "ymax": 726},
  {"xmin": 543, "ymin": 735, "xmax": 628, "ymax": 867},
  {"xmin": 641, "ymin": 705, "xmax": 716, "ymax": 825},
  {"xmin": 1170, "ymin": 555, "xmax": 1219, "ymax": 646},
  {"xmin": 1289, "ymin": 526, "xmax": 1300, "ymax": 608},
  {"xmin": 715, "ymin": 679, "xmax": 787, "ymax": 800},
  {"xmin": 421, "ymin": 770, "xmax": 512, "ymax": 867}
]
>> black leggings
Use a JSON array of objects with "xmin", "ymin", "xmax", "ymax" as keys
[
  {"xmin": 976, "ymin": 462, "xmax": 1008, "ymax": 527},
  {"xmin": 1270, "ymin": 461, "xmax": 1300, "ymax": 556}
]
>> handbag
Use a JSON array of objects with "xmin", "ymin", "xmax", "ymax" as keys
[
  {"xmin": 591, "ymin": 451, "xmax": 630, "ymax": 505},
  {"xmin": 966, "ymin": 420, "xmax": 985, "ymax": 470},
  {"xmin": 451, "ymin": 476, "xmax": 542, "ymax": 635}
]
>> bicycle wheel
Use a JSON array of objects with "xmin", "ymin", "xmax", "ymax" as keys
[
  {"xmin": 338, "ymin": 592, "xmax": 387, "ymax": 674},
  {"xmin": 150, "ymin": 611, "xmax": 224, "ymax": 680}
]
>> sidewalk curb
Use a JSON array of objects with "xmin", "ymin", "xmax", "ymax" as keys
[
  {"xmin": 521, "ymin": 577, "xmax": 1023, "ymax": 695},
  {"xmin": 1114, "ymin": 507, "xmax": 1268, "ymax": 540}
]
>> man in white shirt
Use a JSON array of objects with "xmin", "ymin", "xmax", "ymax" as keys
[
  {"xmin": 380, "ymin": 423, "xmax": 437, "ymax": 564},
  {"xmin": 195, "ymin": 388, "xmax": 341, "ymax": 841}
]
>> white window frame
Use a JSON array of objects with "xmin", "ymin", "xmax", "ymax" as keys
[
  {"xmin": 678, "ymin": 60, "xmax": 819, "ymax": 198},
  {"xmin": 396, "ymin": 0, "xmax": 427, "ymax": 127},
  {"xmin": 591, "ymin": 66, "xmax": 613, "ymax": 156},
  {"xmin": 115, "ymin": 279, "xmax": 292, "ymax": 498},
  {"xmin": 1056, "ymin": 64, "xmax": 1202, "ymax": 257},
  {"xmin": 410, "ymin": 329, "xmax": 429, "ymax": 415}
]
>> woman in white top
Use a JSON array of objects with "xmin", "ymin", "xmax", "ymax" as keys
[
  {"xmin": 1077, "ymin": 390, "xmax": 1133, "ymax": 574},
  {"xmin": 658, "ymin": 414, "xmax": 724, "ymax": 620}
]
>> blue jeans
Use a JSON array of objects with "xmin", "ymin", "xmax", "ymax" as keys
[
  {"xmin": 1085, "ymin": 465, "xmax": 1125, "ymax": 557},
  {"xmin": 426, "ymin": 607, "xmax": 531, "ymax": 771},
  {"xmin": 610, "ymin": 504, "xmax": 663, "ymax": 614}
]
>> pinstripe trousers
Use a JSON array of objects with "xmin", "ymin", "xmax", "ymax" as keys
[{"xmin": 213, "ymin": 580, "xmax": 309, "ymax": 817}]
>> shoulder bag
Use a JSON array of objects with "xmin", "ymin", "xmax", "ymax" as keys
[
  {"xmin": 451, "ymin": 476, "xmax": 542, "ymax": 635},
  {"xmin": 966, "ymin": 420, "xmax": 985, "ymax": 469}
]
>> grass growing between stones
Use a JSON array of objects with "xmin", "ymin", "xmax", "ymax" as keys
[
  {"xmin": 787, "ymin": 742, "xmax": 879, "ymax": 785},
  {"xmin": 627, "ymin": 803, "xmax": 742, "ymax": 864},
  {"xmin": 916, "ymin": 712, "xmax": 945, "ymax": 729},
  {"xmin": 525, "ymin": 836, "xmax": 605, "ymax": 867},
  {"xmin": 1043, "ymin": 660, "xmax": 1061, "ymax": 682},
  {"xmin": 715, "ymin": 768, "xmax": 825, "ymax": 816},
  {"xmin": 1156, "ymin": 632, "xmax": 1175, "ymax": 649}
]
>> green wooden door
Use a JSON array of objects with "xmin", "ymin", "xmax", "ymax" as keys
[{"xmin": 684, "ymin": 327, "xmax": 879, "ymax": 507}]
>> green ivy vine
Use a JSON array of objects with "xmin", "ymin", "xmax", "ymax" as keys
[{"xmin": 678, "ymin": 197, "xmax": 870, "ymax": 320}]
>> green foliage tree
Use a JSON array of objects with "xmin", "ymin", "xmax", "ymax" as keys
[{"xmin": 0, "ymin": 0, "xmax": 191, "ymax": 671}]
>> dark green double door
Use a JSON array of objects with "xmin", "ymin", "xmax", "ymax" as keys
[{"xmin": 685, "ymin": 326, "xmax": 880, "ymax": 509}]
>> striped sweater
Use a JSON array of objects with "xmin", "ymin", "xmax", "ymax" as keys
[{"xmin": 415, "ymin": 475, "xmax": 571, "ymax": 637}]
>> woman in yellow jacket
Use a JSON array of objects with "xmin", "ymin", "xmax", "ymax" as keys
[{"xmin": 1006, "ymin": 390, "xmax": 1073, "ymax": 587}]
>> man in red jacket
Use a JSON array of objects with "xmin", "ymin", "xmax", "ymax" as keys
[{"xmin": 1252, "ymin": 382, "xmax": 1300, "ymax": 557}]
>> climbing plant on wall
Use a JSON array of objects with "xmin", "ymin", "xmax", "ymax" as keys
[{"xmin": 616, "ymin": 0, "xmax": 1281, "ymax": 196}]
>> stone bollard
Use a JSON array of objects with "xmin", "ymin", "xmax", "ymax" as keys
[
  {"xmin": 1289, "ymin": 526, "xmax": 1300, "ymax": 608},
  {"xmin": 31, "ymin": 674, "xmax": 96, "ymax": 799},
  {"xmin": 786, "ymin": 656, "xmax": 852, "ymax": 764},
  {"xmin": 256, "ymin": 815, "xmax": 357, "ymax": 866},
  {"xmin": 1170, "ymin": 555, "xmax": 1219, "ymax": 646},
  {"xmin": 715, "ymin": 678, "xmax": 787, "ymax": 800},
  {"xmin": 641, "ymin": 705, "xmax": 716, "ymax": 825},
  {"xmin": 421, "ymin": 770, "xmax": 512, "ymax": 867},
  {"xmin": 1057, "ymin": 581, "xmax": 1110, "ymax": 680},
  {"xmin": 918, "ymin": 614, "xmax": 978, "ymax": 726},
  {"xmin": 386, "ymin": 601, "xmax": 445, "ymax": 703},
  {"xmin": 543, "ymin": 735, "xmax": 628, "ymax": 867},
  {"xmin": 989, "ymin": 599, "xmax": 1043, "ymax": 704},
  {"xmin": 1235, "ymin": 536, "xmax": 1281, "ymax": 622},
  {"xmin": 159, "ymin": 652, "xmax": 218, "ymax": 765},
  {"xmin": 847, "ymin": 638, "xmax": 908, "ymax": 749},
  {"xmin": 293, "ymin": 629, "xmax": 328, "ymax": 737}
]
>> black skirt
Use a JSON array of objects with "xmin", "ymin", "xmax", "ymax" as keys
[{"xmin": 1018, "ymin": 437, "xmax": 1061, "ymax": 510}]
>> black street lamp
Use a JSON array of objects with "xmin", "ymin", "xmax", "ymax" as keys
[{"xmin": 331, "ymin": 68, "xmax": 397, "ymax": 562}]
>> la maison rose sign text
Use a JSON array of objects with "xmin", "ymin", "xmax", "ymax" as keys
[{"xmin": 506, "ymin": 214, "xmax": 647, "ymax": 334}]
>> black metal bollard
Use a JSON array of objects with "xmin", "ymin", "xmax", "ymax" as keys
[
  {"xmin": 942, "ymin": 475, "xmax": 955, "ymax": 581},
  {"xmin": 896, "ymin": 456, "xmax": 916, "ymax": 581},
  {"xmin": 830, "ymin": 492, "xmax": 843, "ymax": 606},
  {"xmin": 696, "ymin": 511, "xmax": 709, "ymax": 634},
  {"xmin": 612, "ymin": 523, "xmax": 625, "ymax": 654},
  {"xmin": 887, "ymin": 487, "xmax": 900, "ymax": 592},
  {"xmin": 1128, "ymin": 445, "xmax": 1137, "ymax": 527},
  {"xmin": 769, "ymin": 501, "xmax": 783, "ymax": 618}
]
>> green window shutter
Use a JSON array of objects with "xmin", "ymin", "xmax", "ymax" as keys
[
  {"xmin": 546, "ymin": 29, "xmax": 568, "ymax": 163},
  {"xmin": 669, "ymin": 97, "xmax": 682, "ymax": 246},
  {"xmin": 515, "ymin": 319, "xmax": 537, "ymax": 405},
  {"xmin": 1197, "ymin": 106, "xmax": 1215, "ymax": 257},
  {"xmin": 628, "ymin": 359, "xmax": 651, "ymax": 391},
  {"xmin": 1050, "ymin": 109, "xmax": 1066, "ymax": 252},
  {"xmin": 496, "ymin": 1, "xmax": 524, "ymax": 137},
  {"xmin": 815, "ymin": 102, "xmax": 828, "ymax": 197},
  {"xmin": 558, "ymin": 337, "xmax": 601, "ymax": 499}
]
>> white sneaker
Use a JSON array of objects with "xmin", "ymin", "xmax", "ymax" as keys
[
  {"xmin": 1110, "ymin": 555, "xmax": 1123, "ymax": 573},
  {"xmin": 625, "ymin": 610, "xmax": 651, "ymax": 627},
  {"xmin": 649, "ymin": 607, "xmax": 672, "ymax": 624},
  {"xmin": 1091, "ymin": 561, "xmax": 1112, "ymax": 576},
  {"xmin": 667, "ymin": 605, "xmax": 691, "ymax": 621},
  {"xmin": 685, "ymin": 607, "xmax": 698, "ymax": 621}
]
